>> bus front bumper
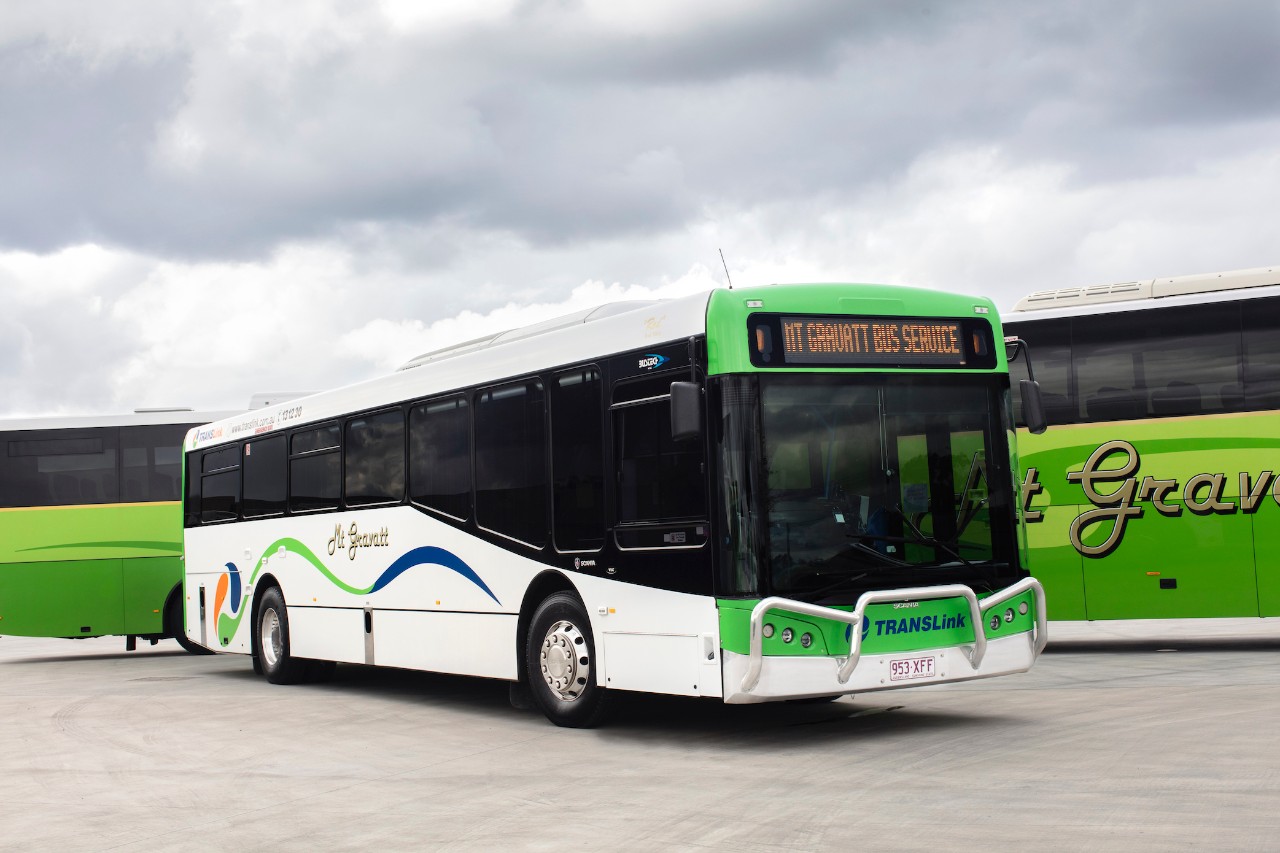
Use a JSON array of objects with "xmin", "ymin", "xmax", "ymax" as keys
[{"xmin": 720, "ymin": 578, "xmax": 1047, "ymax": 704}]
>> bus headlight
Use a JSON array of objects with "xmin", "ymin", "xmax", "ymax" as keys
[
  {"xmin": 1004, "ymin": 608, "xmax": 1015, "ymax": 623},
  {"xmin": 800, "ymin": 632, "xmax": 813, "ymax": 648},
  {"xmin": 762, "ymin": 623, "xmax": 775, "ymax": 639},
  {"xmin": 1019, "ymin": 602, "xmax": 1029, "ymax": 616},
  {"xmin": 989, "ymin": 614, "xmax": 1001, "ymax": 632},
  {"xmin": 781, "ymin": 627, "xmax": 794, "ymax": 643}
]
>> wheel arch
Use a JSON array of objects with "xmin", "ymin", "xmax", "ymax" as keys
[
  {"xmin": 161, "ymin": 582, "xmax": 184, "ymax": 637},
  {"xmin": 248, "ymin": 572, "xmax": 285, "ymax": 651},
  {"xmin": 515, "ymin": 570, "xmax": 581, "ymax": 682}
]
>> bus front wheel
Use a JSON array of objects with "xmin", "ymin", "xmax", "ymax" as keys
[
  {"xmin": 254, "ymin": 587, "xmax": 307, "ymax": 685},
  {"xmin": 525, "ymin": 592, "xmax": 612, "ymax": 728}
]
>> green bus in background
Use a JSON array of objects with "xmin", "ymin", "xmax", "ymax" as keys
[
  {"xmin": 0, "ymin": 403, "xmax": 293, "ymax": 651},
  {"xmin": 1005, "ymin": 265, "xmax": 1280, "ymax": 620}
]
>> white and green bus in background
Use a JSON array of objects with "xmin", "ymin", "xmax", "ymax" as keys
[
  {"xmin": 0, "ymin": 408, "xmax": 236, "ymax": 651},
  {"xmin": 182, "ymin": 283, "xmax": 1047, "ymax": 727},
  {"xmin": 1005, "ymin": 265, "xmax": 1280, "ymax": 620}
]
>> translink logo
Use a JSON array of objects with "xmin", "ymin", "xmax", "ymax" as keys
[{"xmin": 871, "ymin": 613, "xmax": 967, "ymax": 637}]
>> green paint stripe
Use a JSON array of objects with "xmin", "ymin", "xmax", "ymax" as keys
[
  {"xmin": 217, "ymin": 537, "xmax": 375, "ymax": 645},
  {"xmin": 246, "ymin": 537, "xmax": 374, "ymax": 595},
  {"xmin": 18, "ymin": 540, "xmax": 180, "ymax": 554}
]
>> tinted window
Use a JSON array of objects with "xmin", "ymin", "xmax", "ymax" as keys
[
  {"xmin": 1072, "ymin": 313, "xmax": 1147, "ymax": 423},
  {"xmin": 475, "ymin": 380, "xmax": 547, "ymax": 546},
  {"xmin": 243, "ymin": 435, "xmax": 287, "ymax": 517},
  {"xmin": 1074, "ymin": 305, "xmax": 1240, "ymax": 422},
  {"xmin": 203, "ymin": 446, "xmax": 239, "ymax": 473},
  {"xmin": 0, "ymin": 428, "xmax": 119, "ymax": 508},
  {"xmin": 409, "ymin": 396, "xmax": 471, "ymax": 520},
  {"xmin": 290, "ymin": 424, "xmax": 340, "ymax": 512},
  {"xmin": 1006, "ymin": 318, "xmax": 1073, "ymax": 426},
  {"xmin": 200, "ymin": 446, "xmax": 240, "ymax": 523},
  {"xmin": 345, "ymin": 410, "xmax": 405, "ymax": 506},
  {"xmin": 1243, "ymin": 296, "xmax": 1280, "ymax": 410},
  {"xmin": 1138, "ymin": 303, "xmax": 1239, "ymax": 417},
  {"xmin": 121, "ymin": 424, "xmax": 188, "ymax": 502},
  {"xmin": 614, "ymin": 380, "xmax": 706, "ymax": 525},
  {"xmin": 551, "ymin": 367, "xmax": 605, "ymax": 551},
  {"xmin": 292, "ymin": 424, "xmax": 339, "ymax": 454}
]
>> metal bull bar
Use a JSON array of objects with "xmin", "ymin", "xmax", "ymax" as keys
[{"xmin": 740, "ymin": 577, "xmax": 1047, "ymax": 694}]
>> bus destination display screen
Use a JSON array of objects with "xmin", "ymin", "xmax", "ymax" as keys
[{"xmin": 749, "ymin": 314, "xmax": 995, "ymax": 369}]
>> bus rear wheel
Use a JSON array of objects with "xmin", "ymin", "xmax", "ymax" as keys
[
  {"xmin": 525, "ymin": 592, "xmax": 612, "ymax": 728},
  {"xmin": 254, "ymin": 586, "xmax": 307, "ymax": 685},
  {"xmin": 165, "ymin": 590, "xmax": 214, "ymax": 655}
]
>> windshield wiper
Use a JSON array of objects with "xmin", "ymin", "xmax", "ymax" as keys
[{"xmin": 887, "ymin": 505, "xmax": 976, "ymax": 569}]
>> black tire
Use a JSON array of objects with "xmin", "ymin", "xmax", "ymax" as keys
[
  {"xmin": 524, "ymin": 592, "xmax": 612, "ymax": 728},
  {"xmin": 165, "ymin": 591, "xmax": 215, "ymax": 655},
  {"xmin": 253, "ymin": 586, "xmax": 307, "ymax": 684}
]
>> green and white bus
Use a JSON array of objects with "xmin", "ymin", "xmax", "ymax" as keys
[
  {"xmin": 0, "ymin": 408, "xmax": 235, "ymax": 651},
  {"xmin": 1005, "ymin": 265, "xmax": 1280, "ymax": 620},
  {"xmin": 182, "ymin": 283, "xmax": 1047, "ymax": 727}
]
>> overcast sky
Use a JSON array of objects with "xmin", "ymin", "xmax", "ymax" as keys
[{"xmin": 3, "ymin": 1, "xmax": 1278, "ymax": 417}]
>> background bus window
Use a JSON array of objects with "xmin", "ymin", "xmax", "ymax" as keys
[
  {"xmin": 409, "ymin": 396, "xmax": 471, "ymax": 521},
  {"xmin": 121, "ymin": 424, "xmax": 188, "ymax": 502},
  {"xmin": 242, "ymin": 434, "xmax": 286, "ymax": 518},
  {"xmin": 475, "ymin": 380, "xmax": 547, "ymax": 547},
  {"xmin": 1007, "ymin": 318, "xmax": 1073, "ymax": 425},
  {"xmin": 1138, "ymin": 302, "xmax": 1239, "ymax": 417},
  {"xmin": 1243, "ymin": 296, "xmax": 1280, "ymax": 410},
  {"xmin": 1072, "ymin": 313, "xmax": 1147, "ymax": 423},
  {"xmin": 290, "ymin": 424, "xmax": 340, "ymax": 512},
  {"xmin": 551, "ymin": 367, "xmax": 605, "ymax": 552},
  {"xmin": 345, "ymin": 410, "xmax": 405, "ymax": 506},
  {"xmin": 1073, "ymin": 304, "xmax": 1240, "ymax": 422},
  {"xmin": 0, "ymin": 429, "xmax": 118, "ymax": 507},
  {"xmin": 200, "ymin": 445, "xmax": 240, "ymax": 523}
]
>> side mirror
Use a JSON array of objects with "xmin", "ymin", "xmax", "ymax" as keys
[
  {"xmin": 1019, "ymin": 379, "xmax": 1048, "ymax": 435},
  {"xmin": 670, "ymin": 381, "xmax": 703, "ymax": 441}
]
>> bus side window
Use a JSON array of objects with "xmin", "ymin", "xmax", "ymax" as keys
[
  {"xmin": 0, "ymin": 429, "xmax": 119, "ymax": 508},
  {"xmin": 475, "ymin": 379, "xmax": 548, "ymax": 548},
  {"xmin": 344, "ymin": 409, "xmax": 405, "ymax": 507},
  {"xmin": 243, "ymin": 434, "xmax": 286, "ymax": 518},
  {"xmin": 122, "ymin": 424, "xmax": 188, "ymax": 502},
  {"xmin": 409, "ymin": 396, "xmax": 471, "ymax": 521},
  {"xmin": 201, "ymin": 445, "xmax": 241, "ymax": 523},
  {"xmin": 1244, "ymin": 296, "xmax": 1280, "ymax": 410},
  {"xmin": 289, "ymin": 424, "xmax": 340, "ymax": 513},
  {"xmin": 612, "ymin": 374, "xmax": 707, "ymax": 530},
  {"xmin": 551, "ymin": 367, "xmax": 605, "ymax": 552}
]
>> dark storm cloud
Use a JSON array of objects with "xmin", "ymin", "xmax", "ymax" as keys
[
  {"xmin": 0, "ymin": 39, "xmax": 189, "ymax": 252},
  {"xmin": 1, "ymin": 2, "xmax": 1278, "ymax": 262}
]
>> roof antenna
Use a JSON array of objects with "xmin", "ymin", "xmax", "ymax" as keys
[{"xmin": 719, "ymin": 248, "xmax": 734, "ymax": 289}]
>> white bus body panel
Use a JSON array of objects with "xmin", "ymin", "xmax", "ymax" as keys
[
  {"xmin": 572, "ymin": 572, "xmax": 722, "ymax": 698},
  {"xmin": 185, "ymin": 504, "xmax": 722, "ymax": 696}
]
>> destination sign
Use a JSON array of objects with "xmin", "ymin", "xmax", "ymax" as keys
[{"xmin": 777, "ymin": 316, "xmax": 968, "ymax": 366}]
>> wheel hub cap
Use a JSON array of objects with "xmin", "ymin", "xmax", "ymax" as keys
[
  {"xmin": 261, "ymin": 608, "xmax": 282, "ymax": 668},
  {"xmin": 539, "ymin": 619, "xmax": 589, "ymax": 701}
]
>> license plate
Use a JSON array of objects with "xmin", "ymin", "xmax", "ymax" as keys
[{"xmin": 889, "ymin": 654, "xmax": 937, "ymax": 681}]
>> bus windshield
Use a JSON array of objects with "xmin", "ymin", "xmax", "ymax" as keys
[{"xmin": 758, "ymin": 374, "xmax": 1014, "ymax": 601}]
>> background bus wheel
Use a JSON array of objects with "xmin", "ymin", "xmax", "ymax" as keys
[
  {"xmin": 525, "ymin": 592, "xmax": 612, "ymax": 728},
  {"xmin": 254, "ymin": 587, "xmax": 306, "ymax": 684},
  {"xmin": 165, "ymin": 591, "xmax": 214, "ymax": 655}
]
